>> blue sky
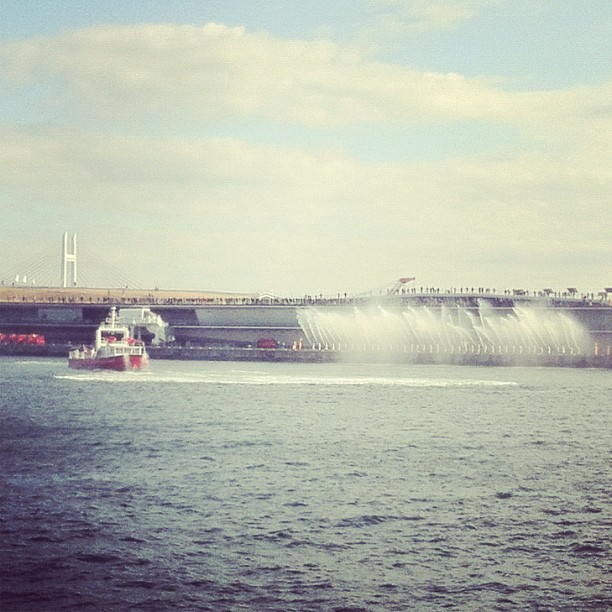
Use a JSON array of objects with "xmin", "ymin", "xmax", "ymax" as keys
[{"xmin": 1, "ymin": 1, "xmax": 610, "ymax": 294}]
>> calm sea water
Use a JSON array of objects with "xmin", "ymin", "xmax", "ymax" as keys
[{"xmin": 1, "ymin": 358, "xmax": 610, "ymax": 611}]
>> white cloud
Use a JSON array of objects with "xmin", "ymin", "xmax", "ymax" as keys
[
  {"xmin": 0, "ymin": 122, "xmax": 609, "ymax": 292},
  {"xmin": 0, "ymin": 23, "xmax": 528, "ymax": 127},
  {"xmin": 367, "ymin": 0, "xmax": 501, "ymax": 35},
  {"xmin": 1, "ymin": 21, "xmax": 609, "ymax": 140}
]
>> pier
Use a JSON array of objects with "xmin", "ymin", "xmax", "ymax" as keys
[{"xmin": 1, "ymin": 285, "xmax": 611, "ymax": 368}]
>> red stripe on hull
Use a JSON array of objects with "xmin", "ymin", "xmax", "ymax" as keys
[
  {"xmin": 68, "ymin": 354, "xmax": 147, "ymax": 371},
  {"xmin": 130, "ymin": 354, "xmax": 148, "ymax": 369}
]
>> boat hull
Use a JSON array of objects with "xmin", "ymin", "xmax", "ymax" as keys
[{"xmin": 68, "ymin": 354, "xmax": 148, "ymax": 371}]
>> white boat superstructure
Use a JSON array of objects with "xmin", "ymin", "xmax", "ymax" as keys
[{"xmin": 68, "ymin": 307, "xmax": 148, "ymax": 370}]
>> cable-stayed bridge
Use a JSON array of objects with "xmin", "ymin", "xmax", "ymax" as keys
[{"xmin": 1, "ymin": 233, "xmax": 145, "ymax": 289}]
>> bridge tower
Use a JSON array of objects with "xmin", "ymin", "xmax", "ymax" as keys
[{"xmin": 61, "ymin": 232, "xmax": 77, "ymax": 287}]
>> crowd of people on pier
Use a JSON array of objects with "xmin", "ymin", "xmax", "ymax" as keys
[{"xmin": 1, "ymin": 284, "xmax": 609, "ymax": 307}]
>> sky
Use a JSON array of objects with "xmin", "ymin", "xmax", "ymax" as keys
[{"xmin": 0, "ymin": 0, "xmax": 610, "ymax": 296}]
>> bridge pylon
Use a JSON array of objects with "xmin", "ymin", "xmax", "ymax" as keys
[{"xmin": 61, "ymin": 232, "xmax": 77, "ymax": 287}]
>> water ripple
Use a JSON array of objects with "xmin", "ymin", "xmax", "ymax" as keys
[{"xmin": 2, "ymin": 359, "xmax": 610, "ymax": 610}]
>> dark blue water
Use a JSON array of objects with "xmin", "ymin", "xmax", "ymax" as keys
[{"xmin": 1, "ymin": 358, "xmax": 610, "ymax": 610}]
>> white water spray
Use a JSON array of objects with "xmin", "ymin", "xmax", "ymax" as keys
[{"xmin": 297, "ymin": 302, "xmax": 592, "ymax": 358}]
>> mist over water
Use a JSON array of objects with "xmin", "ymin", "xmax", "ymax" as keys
[
  {"xmin": 298, "ymin": 302, "xmax": 592, "ymax": 360},
  {"xmin": 1, "ymin": 358, "xmax": 610, "ymax": 610}
]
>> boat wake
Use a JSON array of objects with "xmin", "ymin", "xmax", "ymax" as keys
[{"xmin": 54, "ymin": 371, "xmax": 518, "ymax": 388}]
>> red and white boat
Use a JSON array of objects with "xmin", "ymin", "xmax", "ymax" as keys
[{"xmin": 68, "ymin": 307, "xmax": 149, "ymax": 371}]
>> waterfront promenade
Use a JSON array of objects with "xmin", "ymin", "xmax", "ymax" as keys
[{"xmin": 1, "ymin": 285, "xmax": 609, "ymax": 308}]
